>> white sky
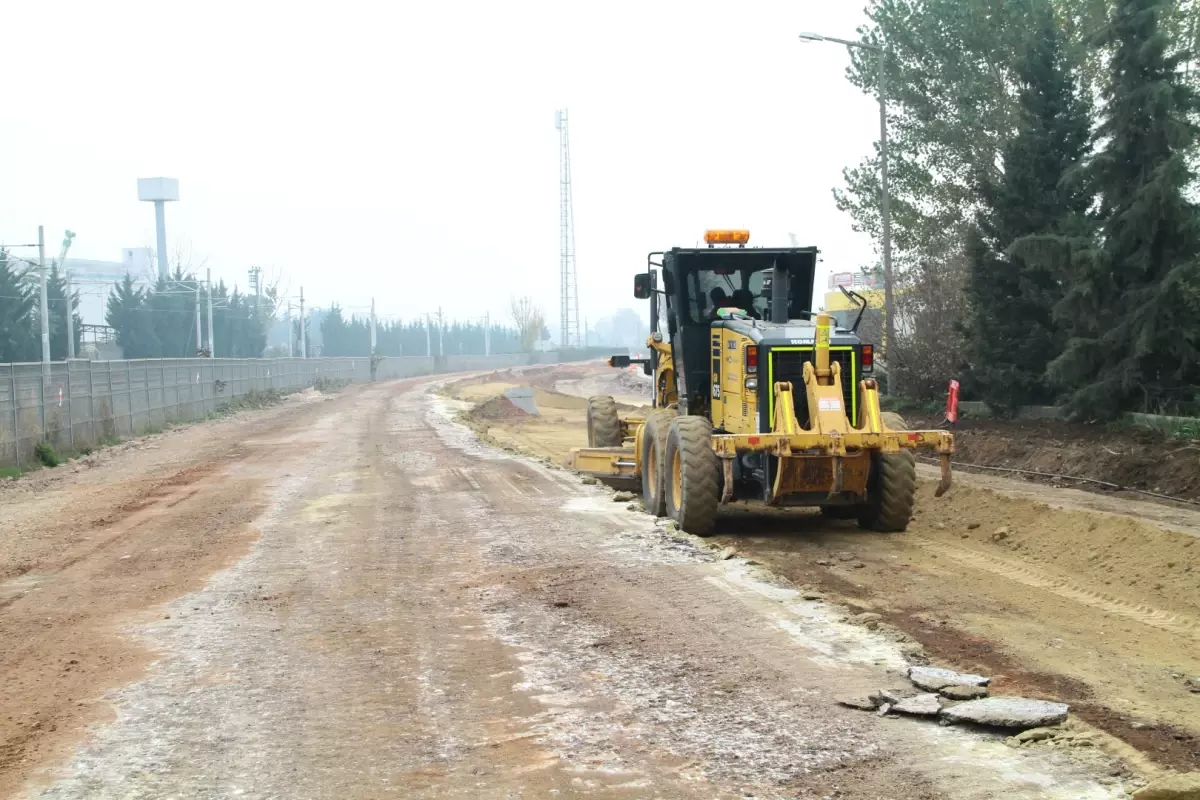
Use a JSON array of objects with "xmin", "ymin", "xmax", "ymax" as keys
[{"xmin": 1, "ymin": 0, "xmax": 879, "ymax": 330}]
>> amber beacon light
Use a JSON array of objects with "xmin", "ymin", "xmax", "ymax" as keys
[{"xmin": 704, "ymin": 229, "xmax": 751, "ymax": 245}]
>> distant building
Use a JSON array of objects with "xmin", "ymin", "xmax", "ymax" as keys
[
  {"xmin": 63, "ymin": 248, "xmax": 155, "ymax": 326},
  {"xmin": 823, "ymin": 270, "xmax": 884, "ymax": 332}
]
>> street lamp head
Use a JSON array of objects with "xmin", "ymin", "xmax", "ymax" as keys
[{"xmin": 797, "ymin": 32, "xmax": 826, "ymax": 42}]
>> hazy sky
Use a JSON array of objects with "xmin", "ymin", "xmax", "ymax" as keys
[{"xmin": 1, "ymin": 1, "xmax": 880, "ymax": 330}]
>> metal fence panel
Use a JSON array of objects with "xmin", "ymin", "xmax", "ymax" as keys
[{"xmin": 0, "ymin": 351, "xmax": 596, "ymax": 470}]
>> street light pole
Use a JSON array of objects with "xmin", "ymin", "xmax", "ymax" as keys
[{"xmin": 798, "ymin": 31, "xmax": 896, "ymax": 390}]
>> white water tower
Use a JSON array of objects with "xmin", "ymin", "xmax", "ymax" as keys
[{"xmin": 137, "ymin": 177, "xmax": 179, "ymax": 281}]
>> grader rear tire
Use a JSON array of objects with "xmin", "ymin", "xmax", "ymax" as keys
[
  {"xmin": 857, "ymin": 452, "xmax": 918, "ymax": 532},
  {"xmin": 664, "ymin": 416, "xmax": 720, "ymax": 536},
  {"xmin": 640, "ymin": 410, "xmax": 675, "ymax": 517},
  {"xmin": 586, "ymin": 396, "xmax": 622, "ymax": 448}
]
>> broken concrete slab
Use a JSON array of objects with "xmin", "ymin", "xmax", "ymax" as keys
[
  {"xmin": 837, "ymin": 695, "xmax": 881, "ymax": 711},
  {"xmin": 908, "ymin": 665, "xmax": 991, "ymax": 691},
  {"xmin": 940, "ymin": 697, "xmax": 1069, "ymax": 729},
  {"xmin": 939, "ymin": 684, "xmax": 989, "ymax": 701},
  {"xmin": 871, "ymin": 688, "xmax": 916, "ymax": 706},
  {"xmin": 893, "ymin": 693, "xmax": 942, "ymax": 716},
  {"xmin": 1131, "ymin": 772, "xmax": 1200, "ymax": 800}
]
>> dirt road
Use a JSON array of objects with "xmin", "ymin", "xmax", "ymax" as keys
[
  {"xmin": 451, "ymin": 364, "xmax": 1200, "ymax": 776},
  {"xmin": 0, "ymin": 376, "xmax": 1150, "ymax": 798}
]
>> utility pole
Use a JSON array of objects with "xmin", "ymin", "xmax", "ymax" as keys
[
  {"xmin": 299, "ymin": 286, "xmax": 307, "ymax": 358},
  {"xmin": 437, "ymin": 307, "xmax": 444, "ymax": 357},
  {"xmin": 370, "ymin": 297, "xmax": 377, "ymax": 354},
  {"xmin": 425, "ymin": 313, "xmax": 432, "ymax": 357},
  {"xmin": 207, "ymin": 268, "xmax": 215, "ymax": 357},
  {"xmin": 56, "ymin": 231, "xmax": 76, "ymax": 359},
  {"xmin": 484, "ymin": 311, "xmax": 490, "ymax": 356},
  {"xmin": 286, "ymin": 302, "xmax": 294, "ymax": 357},
  {"xmin": 195, "ymin": 282, "xmax": 202, "ymax": 356},
  {"xmin": 38, "ymin": 226, "xmax": 50, "ymax": 367},
  {"xmin": 798, "ymin": 32, "xmax": 896, "ymax": 390}
]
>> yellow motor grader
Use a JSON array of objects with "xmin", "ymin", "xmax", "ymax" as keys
[{"xmin": 569, "ymin": 230, "xmax": 955, "ymax": 535}]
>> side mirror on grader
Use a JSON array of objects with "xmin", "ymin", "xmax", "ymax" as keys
[{"xmin": 633, "ymin": 272, "xmax": 653, "ymax": 300}]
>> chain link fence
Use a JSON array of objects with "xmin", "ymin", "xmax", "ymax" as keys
[{"xmin": 0, "ymin": 351, "xmax": 598, "ymax": 471}]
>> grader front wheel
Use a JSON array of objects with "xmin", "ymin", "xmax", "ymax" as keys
[
  {"xmin": 857, "ymin": 452, "xmax": 918, "ymax": 532},
  {"xmin": 640, "ymin": 410, "xmax": 675, "ymax": 517},
  {"xmin": 664, "ymin": 416, "xmax": 720, "ymax": 536},
  {"xmin": 586, "ymin": 396, "xmax": 622, "ymax": 448}
]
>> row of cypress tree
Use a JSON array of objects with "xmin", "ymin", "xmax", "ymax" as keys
[{"xmin": 842, "ymin": 0, "xmax": 1199, "ymax": 418}]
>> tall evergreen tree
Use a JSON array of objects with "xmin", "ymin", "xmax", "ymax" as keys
[
  {"xmin": 965, "ymin": 0, "xmax": 1093, "ymax": 410},
  {"xmin": 41, "ymin": 264, "xmax": 83, "ymax": 360},
  {"xmin": 0, "ymin": 250, "xmax": 37, "ymax": 363},
  {"xmin": 1051, "ymin": 0, "xmax": 1200, "ymax": 417},
  {"xmin": 106, "ymin": 275, "xmax": 161, "ymax": 358}
]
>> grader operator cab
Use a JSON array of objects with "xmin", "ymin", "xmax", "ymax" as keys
[{"xmin": 569, "ymin": 230, "xmax": 955, "ymax": 536}]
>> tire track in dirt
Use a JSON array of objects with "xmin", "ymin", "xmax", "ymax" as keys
[
  {"xmin": 0, "ymin": 385, "xmax": 415, "ymax": 799},
  {"xmin": 908, "ymin": 535, "xmax": 1200, "ymax": 641}
]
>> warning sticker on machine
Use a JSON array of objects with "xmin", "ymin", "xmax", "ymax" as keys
[{"xmin": 818, "ymin": 398, "xmax": 843, "ymax": 412}]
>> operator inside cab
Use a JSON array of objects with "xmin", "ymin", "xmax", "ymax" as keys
[{"xmin": 708, "ymin": 287, "xmax": 730, "ymax": 320}]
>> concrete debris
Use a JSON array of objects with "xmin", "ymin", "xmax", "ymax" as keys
[
  {"xmin": 907, "ymin": 665, "xmax": 991, "ymax": 691},
  {"xmin": 851, "ymin": 612, "xmax": 882, "ymax": 630},
  {"xmin": 837, "ymin": 695, "xmax": 881, "ymax": 711},
  {"xmin": 835, "ymin": 552, "xmax": 857, "ymax": 562},
  {"xmin": 940, "ymin": 697, "xmax": 1069, "ymax": 729},
  {"xmin": 939, "ymin": 684, "xmax": 989, "ymax": 701},
  {"xmin": 718, "ymin": 547, "xmax": 737, "ymax": 561},
  {"xmin": 801, "ymin": 590, "xmax": 825, "ymax": 601},
  {"xmin": 877, "ymin": 702, "xmax": 893, "ymax": 717},
  {"xmin": 612, "ymin": 491, "xmax": 637, "ymax": 502},
  {"xmin": 1013, "ymin": 727, "xmax": 1059, "ymax": 743},
  {"xmin": 893, "ymin": 693, "xmax": 942, "ymax": 716},
  {"xmin": 1184, "ymin": 677, "xmax": 1200, "ymax": 694},
  {"xmin": 899, "ymin": 643, "xmax": 930, "ymax": 665},
  {"xmin": 625, "ymin": 502, "xmax": 643, "ymax": 512},
  {"xmin": 992, "ymin": 526, "xmax": 1011, "ymax": 541},
  {"xmin": 816, "ymin": 559, "xmax": 834, "ymax": 567},
  {"xmin": 1131, "ymin": 772, "xmax": 1200, "ymax": 800},
  {"xmin": 871, "ymin": 688, "xmax": 915, "ymax": 706},
  {"xmin": 580, "ymin": 476, "xmax": 599, "ymax": 485}
]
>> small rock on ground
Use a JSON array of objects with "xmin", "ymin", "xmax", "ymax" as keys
[
  {"xmin": 893, "ymin": 693, "xmax": 942, "ymax": 716},
  {"xmin": 718, "ymin": 546, "xmax": 737, "ymax": 561},
  {"xmin": 908, "ymin": 665, "xmax": 991, "ymax": 691},
  {"xmin": 1014, "ymin": 727, "xmax": 1059, "ymax": 743},
  {"xmin": 612, "ymin": 491, "xmax": 637, "ymax": 502},
  {"xmin": 1131, "ymin": 772, "xmax": 1200, "ymax": 800},
  {"xmin": 940, "ymin": 697, "xmax": 1069, "ymax": 729},
  {"xmin": 940, "ymin": 684, "xmax": 989, "ymax": 701},
  {"xmin": 580, "ymin": 476, "xmax": 598, "ymax": 485},
  {"xmin": 852, "ymin": 612, "xmax": 882, "ymax": 630}
]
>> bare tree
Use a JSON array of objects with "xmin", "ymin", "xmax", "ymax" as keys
[
  {"xmin": 510, "ymin": 295, "xmax": 546, "ymax": 354},
  {"xmin": 890, "ymin": 246, "xmax": 971, "ymax": 400}
]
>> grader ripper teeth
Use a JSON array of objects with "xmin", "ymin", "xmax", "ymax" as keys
[{"xmin": 567, "ymin": 233, "xmax": 955, "ymax": 534}]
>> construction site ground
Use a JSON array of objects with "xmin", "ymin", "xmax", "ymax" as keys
[{"xmin": 0, "ymin": 367, "xmax": 1195, "ymax": 799}]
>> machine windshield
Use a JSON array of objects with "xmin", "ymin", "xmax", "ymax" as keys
[{"xmin": 673, "ymin": 265, "xmax": 811, "ymax": 324}]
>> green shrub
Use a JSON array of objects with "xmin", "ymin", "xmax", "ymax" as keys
[{"xmin": 34, "ymin": 441, "xmax": 61, "ymax": 468}]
